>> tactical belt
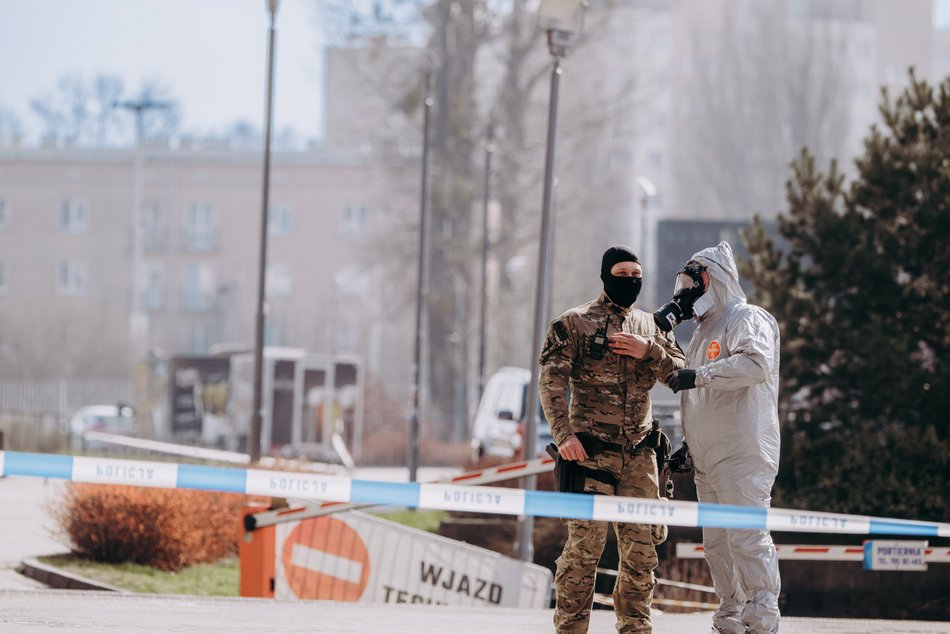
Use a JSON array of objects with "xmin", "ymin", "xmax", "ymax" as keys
[
  {"xmin": 577, "ymin": 420, "xmax": 662, "ymax": 456},
  {"xmin": 568, "ymin": 424, "xmax": 662, "ymax": 491},
  {"xmin": 546, "ymin": 423, "xmax": 666, "ymax": 495}
]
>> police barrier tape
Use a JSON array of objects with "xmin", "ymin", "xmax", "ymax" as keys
[
  {"xmin": 248, "ymin": 454, "xmax": 556, "ymax": 529},
  {"xmin": 2, "ymin": 451, "xmax": 949, "ymax": 537}
]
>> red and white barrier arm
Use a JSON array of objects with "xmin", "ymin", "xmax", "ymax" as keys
[
  {"xmin": 245, "ymin": 455, "xmax": 556, "ymax": 530},
  {"xmin": 677, "ymin": 543, "xmax": 950, "ymax": 563}
]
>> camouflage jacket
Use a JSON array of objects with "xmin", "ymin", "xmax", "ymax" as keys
[{"xmin": 539, "ymin": 292, "xmax": 686, "ymax": 448}]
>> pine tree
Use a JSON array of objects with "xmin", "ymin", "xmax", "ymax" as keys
[{"xmin": 741, "ymin": 70, "xmax": 950, "ymax": 522}]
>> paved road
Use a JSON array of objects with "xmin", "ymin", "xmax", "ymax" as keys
[{"xmin": 2, "ymin": 476, "xmax": 949, "ymax": 633}]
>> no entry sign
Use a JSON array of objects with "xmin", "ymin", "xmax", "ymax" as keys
[
  {"xmin": 275, "ymin": 511, "xmax": 552, "ymax": 607},
  {"xmin": 280, "ymin": 516, "xmax": 372, "ymax": 601}
]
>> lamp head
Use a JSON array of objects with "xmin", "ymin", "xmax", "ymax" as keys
[{"xmin": 538, "ymin": 0, "xmax": 586, "ymax": 57}]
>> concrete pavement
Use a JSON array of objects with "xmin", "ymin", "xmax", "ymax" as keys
[
  {"xmin": 1, "ymin": 590, "xmax": 949, "ymax": 633},
  {"xmin": 0, "ymin": 477, "xmax": 67, "ymax": 591}
]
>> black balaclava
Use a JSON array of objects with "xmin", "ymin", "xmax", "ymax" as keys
[{"xmin": 600, "ymin": 245, "xmax": 641, "ymax": 308}]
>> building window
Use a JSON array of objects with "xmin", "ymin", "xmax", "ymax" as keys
[
  {"xmin": 265, "ymin": 321, "xmax": 285, "ymax": 346},
  {"xmin": 183, "ymin": 203, "xmax": 216, "ymax": 251},
  {"xmin": 59, "ymin": 199, "xmax": 89, "ymax": 234},
  {"xmin": 266, "ymin": 263, "xmax": 293, "ymax": 299},
  {"xmin": 183, "ymin": 262, "xmax": 215, "ymax": 312},
  {"xmin": 56, "ymin": 260, "xmax": 87, "ymax": 296},
  {"xmin": 142, "ymin": 202, "xmax": 166, "ymax": 251},
  {"xmin": 143, "ymin": 262, "xmax": 165, "ymax": 311},
  {"xmin": 187, "ymin": 321, "xmax": 217, "ymax": 354},
  {"xmin": 608, "ymin": 148, "xmax": 631, "ymax": 172},
  {"xmin": 0, "ymin": 199, "xmax": 8, "ymax": 229},
  {"xmin": 340, "ymin": 204, "xmax": 368, "ymax": 237},
  {"xmin": 335, "ymin": 266, "xmax": 369, "ymax": 299},
  {"xmin": 268, "ymin": 205, "xmax": 293, "ymax": 237},
  {"xmin": 0, "ymin": 261, "xmax": 8, "ymax": 295}
]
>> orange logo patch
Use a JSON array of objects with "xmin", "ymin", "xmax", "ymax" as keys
[{"xmin": 706, "ymin": 341, "xmax": 721, "ymax": 360}]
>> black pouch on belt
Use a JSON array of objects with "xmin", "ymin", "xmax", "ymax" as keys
[
  {"xmin": 636, "ymin": 419, "xmax": 672, "ymax": 475},
  {"xmin": 545, "ymin": 441, "xmax": 617, "ymax": 494}
]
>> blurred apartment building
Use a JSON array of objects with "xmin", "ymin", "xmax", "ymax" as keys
[{"xmin": 0, "ymin": 141, "xmax": 417, "ymax": 393}]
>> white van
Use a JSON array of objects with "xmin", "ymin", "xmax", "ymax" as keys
[{"xmin": 470, "ymin": 367, "xmax": 554, "ymax": 460}]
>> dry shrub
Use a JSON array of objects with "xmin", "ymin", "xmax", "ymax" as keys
[{"xmin": 52, "ymin": 483, "xmax": 254, "ymax": 571}]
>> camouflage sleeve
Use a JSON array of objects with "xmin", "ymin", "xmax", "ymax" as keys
[
  {"xmin": 643, "ymin": 328, "xmax": 686, "ymax": 381},
  {"xmin": 539, "ymin": 317, "xmax": 576, "ymax": 447}
]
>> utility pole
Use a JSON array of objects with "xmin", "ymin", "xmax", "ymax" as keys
[
  {"xmin": 250, "ymin": 0, "xmax": 279, "ymax": 462},
  {"xmin": 114, "ymin": 98, "xmax": 172, "ymax": 369}
]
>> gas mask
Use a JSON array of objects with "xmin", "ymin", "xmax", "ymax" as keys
[{"xmin": 653, "ymin": 262, "xmax": 707, "ymax": 332}]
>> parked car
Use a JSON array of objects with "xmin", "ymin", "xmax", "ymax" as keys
[
  {"xmin": 67, "ymin": 404, "xmax": 135, "ymax": 452},
  {"xmin": 471, "ymin": 367, "xmax": 554, "ymax": 461}
]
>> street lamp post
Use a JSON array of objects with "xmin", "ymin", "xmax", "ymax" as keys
[
  {"xmin": 516, "ymin": 0, "xmax": 585, "ymax": 563},
  {"xmin": 250, "ymin": 0, "xmax": 279, "ymax": 462},
  {"xmin": 408, "ymin": 72, "xmax": 434, "ymax": 483}
]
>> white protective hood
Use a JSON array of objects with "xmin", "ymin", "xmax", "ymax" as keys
[{"xmin": 681, "ymin": 241, "xmax": 781, "ymax": 479}]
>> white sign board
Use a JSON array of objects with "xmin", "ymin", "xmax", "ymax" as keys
[
  {"xmin": 275, "ymin": 510, "xmax": 552, "ymax": 608},
  {"xmin": 863, "ymin": 540, "xmax": 928, "ymax": 571}
]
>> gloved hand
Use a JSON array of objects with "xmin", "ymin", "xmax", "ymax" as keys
[
  {"xmin": 666, "ymin": 442, "xmax": 693, "ymax": 474},
  {"xmin": 665, "ymin": 368, "xmax": 697, "ymax": 393}
]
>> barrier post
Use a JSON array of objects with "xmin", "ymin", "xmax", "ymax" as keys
[{"xmin": 239, "ymin": 503, "xmax": 276, "ymax": 598}]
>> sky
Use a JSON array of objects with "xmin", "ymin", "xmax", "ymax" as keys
[
  {"xmin": 0, "ymin": 0, "xmax": 331, "ymax": 142},
  {"xmin": 1, "ymin": 0, "xmax": 949, "ymax": 145}
]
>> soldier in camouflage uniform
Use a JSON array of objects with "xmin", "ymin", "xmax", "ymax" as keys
[{"xmin": 540, "ymin": 246, "xmax": 686, "ymax": 633}]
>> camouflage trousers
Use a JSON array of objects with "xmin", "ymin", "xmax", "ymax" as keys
[{"xmin": 554, "ymin": 447, "xmax": 666, "ymax": 634}]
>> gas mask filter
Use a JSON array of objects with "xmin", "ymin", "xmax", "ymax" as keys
[{"xmin": 653, "ymin": 262, "xmax": 707, "ymax": 332}]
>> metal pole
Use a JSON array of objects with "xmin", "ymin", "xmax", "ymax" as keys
[
  {"xmin": 129, "ymin": 126, "xmax": 146, "ymax": 365},
  {"xmin": 114, "ymin": 100, "xmax": 170, "ymax": 370},
  {"xmin": 477, "ymin": 122, "xmax": 494, "ymax": 405},
  {"xmin": 516, "ymin": 56, "xmax": 562, "ymax": 563},
  {"xmin": 408, "ymin": 72, "xmax": 433, "ymax": 483},
  {"xmin": 250, "ymin": 0, "xmax": 278, "ymax": 462}
]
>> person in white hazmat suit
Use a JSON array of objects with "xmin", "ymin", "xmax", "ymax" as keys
[{"xmin": 654, "ymin": 241, "xmax": 781, "ymax": 634}]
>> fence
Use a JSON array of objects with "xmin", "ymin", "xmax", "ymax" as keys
[
  {"xmin": 0, "ymin": 380, "xmax": 133, "ymax": 416},
  {"xmin": 0, "ymin": 380, "xmax": 132, "ymax": 452}
]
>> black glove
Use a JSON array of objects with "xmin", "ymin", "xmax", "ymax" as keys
[
  {"xmin": 665, "ymin": 368, "xmax": 696, "ymax": 393},
  {"xmin": 667, "ymin": 442, "xmax": 694, "ymax": 474}
]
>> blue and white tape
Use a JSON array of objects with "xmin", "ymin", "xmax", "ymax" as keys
[{"xmin": 2, "ymin": 451, "xmax": 948, "ymax": 537}]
